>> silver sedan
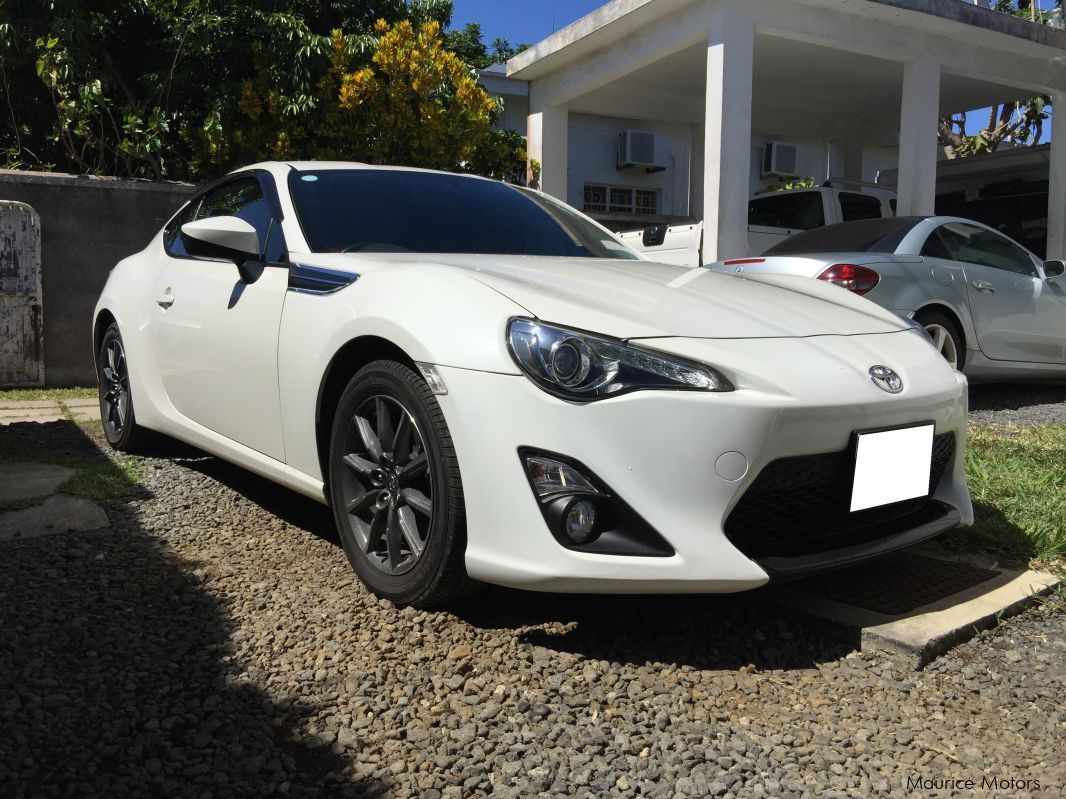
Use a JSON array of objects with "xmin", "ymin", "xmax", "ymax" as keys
[{"xmin": 710, "ymin": 216, "xmax": 1066, "ymax": 380}]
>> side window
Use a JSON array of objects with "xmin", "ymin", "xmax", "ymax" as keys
[
  {"xmin": 748, "ymin": 192, "xmax": 825, "ymax": 231},
  {"xmin": 163, "ymin": 198, "xmax": 201, "ymax": 258},
  {"xmin": 170, "ymin": 176, "xmax": 286, "ymax": 262},
  {"xmin": 937, "ymin": 223, "xmax": 1037, "ymax": 277},
  {"xmin": 920, "ymin": 230, "xmax": 953, "ymax": 260},
  {"xmin": 839, "ymin": 192, "xmax": 883, "ymax": 222}
]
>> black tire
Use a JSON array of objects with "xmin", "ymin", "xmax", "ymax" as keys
[
  {"xmin": 328, "ymin": 360, "xmax": 474, "ymax": 607},
  {"xmin": 914, "ymin": 309, "xmax": 965, "ymax": 371},
  {"xmin": 97, "ymin": 322, "xmax": 150, "ymax": 451}
]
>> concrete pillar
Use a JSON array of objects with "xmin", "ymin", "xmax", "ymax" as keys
[
  {"xmin": 896, "ymin": 56, "xmax": 941, "ymax": 216},
  {"xmin": 527, "ymin": 94, "xmax": 569, "ymax": 200},
  {"xmin": 838, "ymin": 138, "xmax": 865, "ymax": 185},
  {"xmin": 1047, "ymin": 95, "xmax": 1066, "ymax": 260},
  {"xmin": 702, "ymin": 6, "xmax": 755, "ymax": 262}
]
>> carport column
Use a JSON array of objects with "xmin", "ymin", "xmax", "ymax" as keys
[
  {"xmin": 527, "ymin": 92, "xmax": 569, "ymax": 201},
  {"xmin": 896, "ymin": 56, "xmax": 941, "ymax": 217},
  {"xmin": 1047, "ymin": 92, "xmax": 1066, "ymax": 260},
  {"xmin": 702, "ymin": 5, "xmax": 754, "ymax": 263}
]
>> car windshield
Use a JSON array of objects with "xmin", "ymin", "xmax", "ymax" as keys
[
  {"xmin": 288, "ymin": 169, "xmax": 640, "ymax": 259},
  {"xmin": 763, "ymin": 217, "xmax": 923, "ymax": 255}
]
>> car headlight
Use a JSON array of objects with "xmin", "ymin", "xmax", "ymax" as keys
[{"xmin": 507, "ymin": 318, "xmax": 732, "ymax": 400}]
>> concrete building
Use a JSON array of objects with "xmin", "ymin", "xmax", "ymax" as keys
[{"xmin": 492, "ymin": 0, "xmax": 1066, "ymax": 262}]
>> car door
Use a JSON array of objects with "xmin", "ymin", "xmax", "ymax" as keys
[
  {"xmin": 152, "ymin": 173, "xmax": 290, "ymax": 459},
  {"xmin": 936, "ymin": 221, "xmax": 1063, "ymax": 364}
]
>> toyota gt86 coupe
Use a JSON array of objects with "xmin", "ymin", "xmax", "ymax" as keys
[{"xmin": 94, "ymin": 162, "xmax": 973, "ymax": 607}]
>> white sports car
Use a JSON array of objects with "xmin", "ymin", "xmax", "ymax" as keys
[{"xmin": 94, "ymin": 162, "xmax": 972, "ymax": 607}]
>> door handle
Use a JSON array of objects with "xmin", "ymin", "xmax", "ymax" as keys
[
  {"xmin": 155, "ymin": 290, "xmax": 175, "ymax": 309},
  {"xmin": 971, "ymin": 279, "xmax": 996, "ymax": 294}
]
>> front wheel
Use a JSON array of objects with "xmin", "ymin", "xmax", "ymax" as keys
[{"xmin": 328, "ymin": 360, "xmax": 473, "ymax": 607}]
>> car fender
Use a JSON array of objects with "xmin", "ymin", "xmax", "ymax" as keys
[
  {"xmin": 278, "ymin": 265, "xmax": 527, "ymax": 482},
  {"xmin": 869, "ymin": 258, "xmax": 977, "ymax": 349}
]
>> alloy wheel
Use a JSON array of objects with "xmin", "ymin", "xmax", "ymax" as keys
[
  {"xmin": 337, "ymin": 395, "xmax": 433, "ymax": 576},
  {"xmin": 101, "ymin": 337, "xmax": 130, "ymax": 437},
  {"xmin": 924, "ymin": 323, "xmax": 959, "ymax": 369}
]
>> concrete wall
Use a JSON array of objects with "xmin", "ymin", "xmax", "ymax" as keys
[
  {"xmin": 0, "ymin": 170, "xmax": 195, "ymax": 386},
  {"xmin": 567, "ymin": 113, "xmax": 695, "ymax": 217}
]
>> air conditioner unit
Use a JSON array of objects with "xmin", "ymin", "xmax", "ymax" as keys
[
  {"xmin": 762, "ymin": 141, "xmax": 799, "ymax": 178},
  {"xmin": 618, "ymin": 130, "xmax": 658, "ymax": 169}
]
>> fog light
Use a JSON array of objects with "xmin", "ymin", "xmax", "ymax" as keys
[{"xmin": 563, "ymin": 499, "xmax": 597, "ymax": 544}]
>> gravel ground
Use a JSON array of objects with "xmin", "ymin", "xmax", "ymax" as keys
[
  {"xmin": 1, "ymin": 413, "xmax": 1063, "ymax": 798},
  {"xmin": 968, "ymin": 382, "xmax": 1066, "ymax": 427}
]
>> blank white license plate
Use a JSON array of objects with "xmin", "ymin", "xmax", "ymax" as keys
[{"xmin": 850, "ymin": 424, "xmax": 934, "ymax": 512}]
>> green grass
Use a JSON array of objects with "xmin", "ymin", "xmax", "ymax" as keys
[
  {"xmin": 0, "ymin": 386, "xmax": 97, "ymax": 402},
  {"xmin": 935, "ymin": 423, "xmax": 1066, "ymax": 570},
  {"xmin": 0, "ymin": 429, "xmax": 140, "ymax": 506}
]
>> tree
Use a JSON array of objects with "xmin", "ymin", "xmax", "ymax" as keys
[
  {"xmin": 937, "ymin": 0, "xmax": 1058, "ymax": 157},
  {"xmin": 0, "ymin": 0, "xmax": 454, "ymax": 178},
  {"xmin": 443, "ymin": 22, "xmax": 529, "ymax": 69}
]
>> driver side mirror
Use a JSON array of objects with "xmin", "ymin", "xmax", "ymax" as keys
[
  {"xmin": 1043, "ymin": 260, "xmax": 1065, "ymax": 282},
  {"xmin": 181, "ymin": 216, "xmax": 264, "ymax": 283}
]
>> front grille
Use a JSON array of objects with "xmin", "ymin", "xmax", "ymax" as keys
[{"xmin": 724, "ymin": 431, "xmax": 956, "ymax": 560}]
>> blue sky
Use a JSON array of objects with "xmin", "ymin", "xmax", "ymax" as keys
[{"xmin": 451, "ymin": 0, "xmax": 605, "ymax": 46}]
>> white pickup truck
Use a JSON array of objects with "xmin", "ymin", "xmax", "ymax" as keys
[{"xmin": 617, "ymin": 185, "xmax": 896, "ymax": 266}]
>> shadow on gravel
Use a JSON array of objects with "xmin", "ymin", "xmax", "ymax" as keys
[
  {"xmin": 179, "ymin": 455, "xmax": 339, "ymax": 545},
  {"xmin": 929, "ymin": 499, "xmax": 1036, "ymax": 570},
  {"xmin": 968, "ymin": 382, "xmax": 1066, "ymax": 412},
  {"xmin": 451, "ymin": 587, "xmax": 855, "ymax": 671},
  {"xmin": 148, "ymin": 444, "xmax": 855, "ymax": 672},
  {"xmin": 0, "ymin": 423, "xmax": 374, "ymax": 798}
]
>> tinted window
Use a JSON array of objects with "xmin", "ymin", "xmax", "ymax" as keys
[
  {"xmin": 839, "ymin": 192, "xmax": 883, "ymax": 222},
  {"xmin": 167, "ymin": 176, "xmax": 285, "ymax": 262},
  {"xmin": 288, "ymin": 170, "xmax": 639, "ymax": 259},
  {"xmin": 936, "ymin": 223, "xmax": 1037, "ymax": 276},
  {"xmin": 920, "ymin": 231, "xmax": 953, "ymax": 260},
  {"xmin": 163, "ymin": 198, "xmax": 201, "ymax": 258},
  {"xmin": 748, "ymin": 192, "xmax": 825, "ymax": 230},
  {"xmin": 764, "ymin": 217, "xmax": 923, "ymax": 255}
]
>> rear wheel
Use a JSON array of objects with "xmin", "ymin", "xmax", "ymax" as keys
[
  {"xmin": 97, "ymin": 323, "xmax": 150, "ymax": 451},
  {"xmin": 915, "ymin": 309, "xmax": 964, "ymax": 371},
  {"xmin": 328, "ymin": 360, "xmax": 473, "ymax": 607}
]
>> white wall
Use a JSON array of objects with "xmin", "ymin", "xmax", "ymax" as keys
[{"xmin": 566, "ymin": 113, "xmax": 696, "ymax": 216}]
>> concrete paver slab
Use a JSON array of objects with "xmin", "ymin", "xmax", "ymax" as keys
[
  {"xmin": 0, "ymin": 410, "xmax": 65, "ymax": 424},
  {"xmin": 63, "ymin": 398, "xmax": 99, "ymax": 409},
  {"xmin": 0, "ymin": 495, "xmax": 110, "ymax": 541},
  {"xmin": 0, "ymin": 463, "xmax": 77, "ymax": 502},
  {"xmin": 774, "ymin": 551, "xmax": 1060, "ymax": 669}
]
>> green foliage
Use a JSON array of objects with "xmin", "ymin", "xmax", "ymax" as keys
[
  {"xmin": 443, "ymin": 22, "xmax": 529, "ymax": 69},
  {"xmin": 0, "ymin": 0, "xmax": 522, "ymax": 180},
  {"xmin": 938, "ymin": 1, "xmax": 1059, "ymax": 157},
  {"xmin": 766, "ymin": 176, "xmax": 818, "ymax": 191}
]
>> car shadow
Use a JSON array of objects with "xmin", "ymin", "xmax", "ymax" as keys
[
  {"xmin": 0, "ymin": 421, "xmax": 374, "ymax": 798},
  {"xmin": 968, "ymin": 381, "xmax": 1066, "ymax": 412},
  {"xmin": 448, "ymin": 586, "xmax": 856, "ymax": 671},
  {"xmin": 923, "ymin": 499, "xmax": 1037, "ymax": 571}
]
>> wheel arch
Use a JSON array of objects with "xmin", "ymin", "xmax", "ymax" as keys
[
  {"xmin": 315, "ymin": 335, "xmax": 419, "ymax": 495},
  {"xmin": 93, "ymin": 308, "xmax": 118, "ymax": 357},
  {"xmin": 913, "ymin": 303, "xmax": 967, "ymax": 352}
]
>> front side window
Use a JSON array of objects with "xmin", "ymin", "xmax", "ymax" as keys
[
  {"xmin": 289, "ymin": 170, "xmax": 640, "ymax": 259},
  {"xmin": 748, "ymin": 192, "xmax": 825, "ymax": 230},
  {"xmin": 166, "ymin": 175, "xmax": 285, "ymax": 261},
  {"xmin": 936, "ymin": 223, "xmax": 1036, "ymax": 276}
]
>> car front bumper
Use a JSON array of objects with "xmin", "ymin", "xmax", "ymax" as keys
[{"xmin": 435, "ymin": 330, "xmax": 972, "ymax": 593}]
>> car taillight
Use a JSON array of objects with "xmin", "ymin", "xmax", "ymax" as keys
[{"xmin": 816, "ymin": 264, "xmax": 880, "ymax": 296}]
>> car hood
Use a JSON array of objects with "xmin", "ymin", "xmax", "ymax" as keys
[{"xmin": 310, "ymin": 253, "xmax": 909, "ymax": 339}]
